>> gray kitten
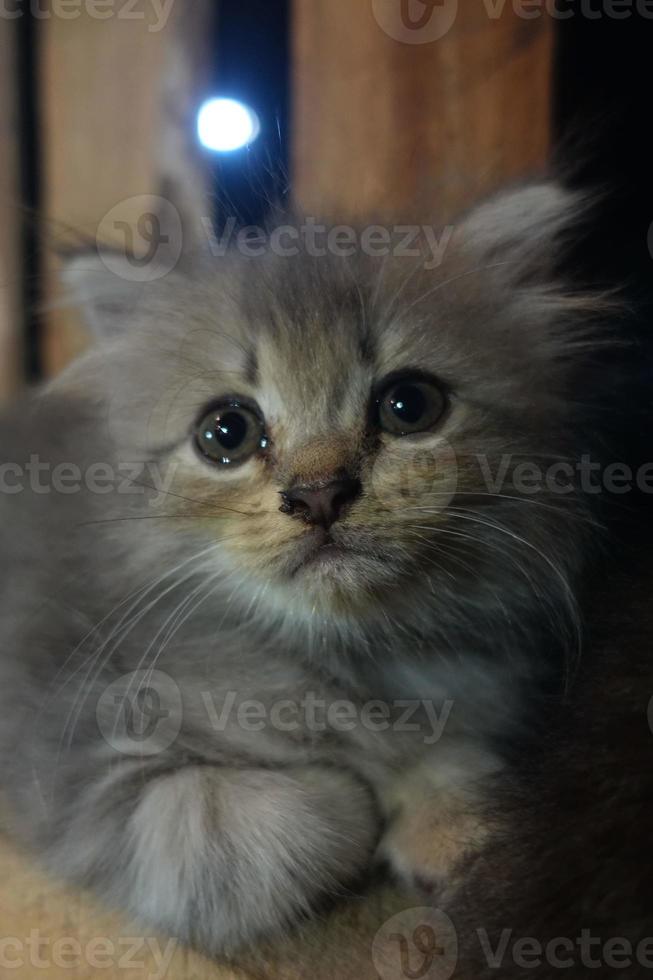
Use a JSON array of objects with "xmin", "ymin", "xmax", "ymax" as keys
[{"xmin": 0, "ymin": 183, "xmax": 607, "ymax": 955}]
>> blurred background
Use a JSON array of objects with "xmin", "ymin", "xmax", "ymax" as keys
[{"xmin": 0, "ymin": 0, "xmax": 652, "ymax": 399}]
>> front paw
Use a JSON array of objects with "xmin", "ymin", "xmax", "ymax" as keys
[
  {"xmin": 378, "ymin": 792, "xmax": 489, "ymax": 895},
  {"xmin": 376, "ymin": 746, "xmax": 500, "ymax": 895}
]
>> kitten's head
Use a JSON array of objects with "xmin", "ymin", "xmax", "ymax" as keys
[{"xmin": 54, "ymin": 184, "xmax": 608, "ymax": 641}]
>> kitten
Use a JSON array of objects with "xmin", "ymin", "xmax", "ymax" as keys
[{"xmin": 0, "ymin": 183, "xmax": 612, "ymax": 956}]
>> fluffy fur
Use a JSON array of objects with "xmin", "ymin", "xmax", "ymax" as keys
[{"xmin": 0, "ymin": 183, "xmax": 615, "ymax": 954}]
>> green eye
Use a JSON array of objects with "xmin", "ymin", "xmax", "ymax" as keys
[
  {"xmin": 195, "ymin": 400, "xmax": 268, "ymax": 466},
  {"xmin": 378, "ymin": 377, "xmax": 446, "ymax": 436}
]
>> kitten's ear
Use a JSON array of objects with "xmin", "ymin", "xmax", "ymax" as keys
[
  {"xmin": 459, "ymin": 181, "xmax": 589, "ymax": 281},
  {"xmin": 60, "ymin": 249, "xmax": 148, "ymax": 339},
  {"xmin": 59, "ymin": 190, "xmax": 186, "ymax": 339}
]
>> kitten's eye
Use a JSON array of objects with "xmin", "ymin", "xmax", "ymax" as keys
[
  {"xmin": 195, "ymin": 400, "xmax": 267, "ymax": 466},
  {"xmin": 377, "ymin": 377, "xmax": 446, "ymax": 436}
]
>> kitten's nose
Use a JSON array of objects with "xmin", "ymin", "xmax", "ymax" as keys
[{"xmin": 280, "ymin": 478, "xmax": 361, "ymax": 529}]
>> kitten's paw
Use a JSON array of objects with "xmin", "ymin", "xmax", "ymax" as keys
[
  {"xmin": 124, "ymin": 765, "xmax": 381, "ymax": 953},
  {"xmin": 376, "ymin": 746, "xmax": 499, "ymax": 895},
  {"xmin": 378, "ymin": 795, "xmax": 489, "ymax": 895}
]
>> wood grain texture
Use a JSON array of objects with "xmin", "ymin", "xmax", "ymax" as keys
[
  {"xmin": 0, "ymin": 830, "xmax": 420, "ymax": 980},
  {"xmin": 0, "ymin": 19, "xmax": 22, "ymax": 401},
  {"xmin": 293, "ymin": 0, "xmax": 554, "ymax": 220},
  {"xmin": 0, "ymin": 832, "xmax": 250, "ymax": 980},
  {"xmin": 40, "ymin": 1, "xmax": 214, "ymax": 375}
]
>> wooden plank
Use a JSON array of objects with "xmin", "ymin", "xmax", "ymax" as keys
[
  {"xmin": 0, "ymin": 19, "xmax": 22, "ymax": 400},
  {"xmin": 0, "ymin": 832, "xmax": 249, "ymax": 980},
  {"xmin": 0, "ymin": 823, "xmax": 404, "ymax": 980},
  {"xmin": 40, "ymin": 1, "xmax": 215, "ymax": 375},
  {"xmin": 293, "ymin": 1, "xmax": 553, "ymax": 220}
]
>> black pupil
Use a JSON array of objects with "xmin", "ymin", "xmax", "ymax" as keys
[
  {"xmin": 389, "ymin": 385, "xmax": 425, "ymax": 425},
  {"xmin": 212, "ymin": 411, "xmax": 248, "ymax": 451}
]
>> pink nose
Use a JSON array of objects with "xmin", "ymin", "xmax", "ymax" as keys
[{"xmin": 280, "ymin": 478, "xmax": 361, "ymax": 529}]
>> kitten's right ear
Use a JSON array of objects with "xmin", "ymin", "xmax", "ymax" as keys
[
  {"xmin": 60, "ymin": 249, "xmax": 148, "ymax": 340},
  {"xmin": 60, "ymin": 189, "xmax": 187, "ymax": 339}
]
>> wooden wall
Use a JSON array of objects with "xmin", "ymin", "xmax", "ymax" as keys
[
  {"xmin": 2, "ymin": 2, "xmax": 555, "ymax": 388},
  {"xmin": 293, "ymin": 1, "xmax": 554, "ymax": 220},
  {"xmin": 40, "ymin": 1, "xmax": 215, "ymax": 375},
  {"xmin": 0, "ymin": 19, "xmax": 22, "ymax": 401}
]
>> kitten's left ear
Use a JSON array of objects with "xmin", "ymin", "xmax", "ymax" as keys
[{"xmin": 459, "ymin": 181, "xmax": 591, "ymax": 281}]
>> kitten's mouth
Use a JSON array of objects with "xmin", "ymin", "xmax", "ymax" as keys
[
  {"xmin": 280, "ymin": 527, "xmax": 404, "ymax": 609},
  {"xmin": 289, "ymin": 528, "xmax": 357, "ymax": 575},
  {"xmin": 303, "ymin": 540, "xmax": 346, "ymax": 566},
  {"xmin": 286, "ymin": 527, "xmax": 394, "ymax": 587}
]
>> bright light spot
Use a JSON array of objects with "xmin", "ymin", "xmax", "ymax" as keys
[{"xmin": 197, "ymin": 98, "xmax": 261, "ymax": 152}]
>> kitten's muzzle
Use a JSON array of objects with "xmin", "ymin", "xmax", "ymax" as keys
[{"xmin": 279, "ymin": 477, "xmax": 361, "ymax": 530}]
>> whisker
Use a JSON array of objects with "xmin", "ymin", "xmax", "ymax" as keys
[
  {"xmin": 393, "ymin": 262, "xmax": 512, "ymax": 324},
  {"xmin": 76, "ymin": 510, "xmax": 271, "ymax": 527},
  {"xmin": 117, "ymin": 570, "xmax": 228, "ymax": 752},
  {"xmin": 408, "ymin": 494, "xmax": 602, "ymax": 529},
  {"xmin": 126, "ymin": 480, "xmax": 261, "ymax": 518},
  {"xmin": 405, "ymin": 512, "xmax": 582, "ymax": 686}
]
